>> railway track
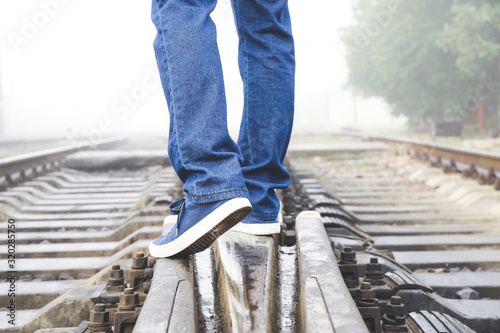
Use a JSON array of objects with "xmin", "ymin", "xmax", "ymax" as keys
[{"xmin": 1, "ymin": 135, "xmax": 500, "ymax": 332}]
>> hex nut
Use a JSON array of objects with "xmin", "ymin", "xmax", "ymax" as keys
[
  {"xmin": 386, "ymin": 296, "xmax": 405, "ymax": 318},
  {"xmin": 365, "ymin": 257, "xmax": 385, "ymax": 284},
  {"xmin": 340, "ymin": 247, "xmax": 357, "ymax": 264},
  {"xmin": 90, "ymin": 303, "xmax": 110, "ymax": 324},
  {"xmin": 109, "ymin": 265, "xmax": 125, "ymax": 285},
  {"xmin": 119, "ymin": 288, "xmax": 139, "ymax": 309},
  {"xmin": 366, "ymin": 258, "xmax": 382, "ymax": 272},
  {"xmin": 132, "ymin": 252, "xmax": 148, "ymax": 269},
  {"xmin": 356, "ymin": 282, "xmax": 375, "ymax": 300},
  {"xmin": 90, "ymin": 310, "xmax": 109, "ymax": 324}
]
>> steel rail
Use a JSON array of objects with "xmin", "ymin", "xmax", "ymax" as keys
[
  {"xmin": 0, "ymin": 136, "xmax": 126, "ymax": 188},
  {"xmin": 336, "ymin": 131, "xmax": 500, "ymax": 187}
]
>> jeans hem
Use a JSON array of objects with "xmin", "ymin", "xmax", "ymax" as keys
[
  {"xmin": 248, "ymin": 211, "xmax": 280, "ymax": 221},
  {"xmin": 187, "ymin": 189, "xmax": 250, "ymax": 204}
]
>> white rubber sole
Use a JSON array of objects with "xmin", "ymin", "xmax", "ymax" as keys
[
  {"xmin": 230, "ymin": 221, "xmax": 281, "ymax": 235},
  {"xmin": 149, "ymin": 197, "xmax": 252, "ymax": 258},
  {"xmin": 230, "ymin": 200, "xmax": 283, "ymax": 235}
]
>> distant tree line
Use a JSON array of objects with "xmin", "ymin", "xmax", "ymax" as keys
[{"xmin": 342, "ymin": 0, "xmax": 500, "ymax": 131}]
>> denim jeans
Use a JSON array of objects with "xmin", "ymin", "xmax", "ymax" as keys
[{"xmin": 151, "ymin": 0, "xmax": 295, "ymax": 221}]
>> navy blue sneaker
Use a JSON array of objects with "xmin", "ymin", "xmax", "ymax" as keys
[{"xmin": 149, "ymin": 197, "xmax": 252, "ymax": 257}]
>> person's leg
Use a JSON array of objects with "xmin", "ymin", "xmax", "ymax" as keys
[
  {"xmin": 230, "ymin": 0, "xmax": 295, "ymax": 223},
  {"xmin": 150, "ymin": 0, "xmax": 252, "ymax": 257},
  {"xmin": 151, "ymin": 0, "xmax": 248, "ymax": 204}
]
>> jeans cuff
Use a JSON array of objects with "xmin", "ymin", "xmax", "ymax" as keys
[
  {"xmin": 187, "ymin": 189, "xmax": 250, "ymax": 204},
  {"xmin": 248, "ymin": 211, "xmax": 280, "ymax": 221}
]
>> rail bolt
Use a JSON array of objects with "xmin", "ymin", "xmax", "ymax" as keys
[
  {"xmin": 89, "ymin": 303, "xmax": 110, "ymax": 324},
  {"xmin": 367, "ymin": 257, "xmax": 381, "ymax": 269},
  {"xmin": 132, "ymin": 252, "xmax": 148, "ymax": 270},
  {"xmin": 356, "ymin": 282, "xmax": 375, "ymax": 300},
  {"xmin": 365, "ymin": 258, "xmax": 384, "ymax": 285},
  {"xmin": 118, "ymin": 288, "xmax": 140, "ymax": 311},
  {"xmin": 383, "ymin": 296, "xmax": 406, "ymax": 326},
  {"xmin": 340, "ymin": 247, "xmax": 357, "ymax": 264},
  {"xmin": 386, "ymin": 296, "xmax": 405, "ymax": 317},
  {"xmin": 88, "ymin": 303, "xmax": 111, "ymax": 332},
  {"xmin": 108, "ymin": 265, "xmax": 124, "ymax": 285}
]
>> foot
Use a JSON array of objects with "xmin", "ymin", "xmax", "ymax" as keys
[
  {"xmin": 230, "ymin": 215, "xmax": 281, "ymax": 235},
  {"xmin": 149, "ymin": 197, "xmax": 252, "ymax": 257}
]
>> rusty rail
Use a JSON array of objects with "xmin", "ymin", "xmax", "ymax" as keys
[{"xmin": 336, "ymin": 131, "xmax": 500, "ymax": 188}]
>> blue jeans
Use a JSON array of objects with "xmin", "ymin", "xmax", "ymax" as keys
[{"xmin": 151, "ymin": 0, "xmax": 295, "ymax": 221}]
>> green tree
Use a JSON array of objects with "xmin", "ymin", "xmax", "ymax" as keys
[
  {"xmin": 341, "ymin": 0, "xmax": 499, "ymax": 127},
  {"xmin": 439, "ymin": 0, "xmax": 500, "ymax": 130}
]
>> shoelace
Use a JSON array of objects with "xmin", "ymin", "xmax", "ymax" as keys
[{"xmin": 169, "ymin": 198, "xmax": 186, "ymax": 237}]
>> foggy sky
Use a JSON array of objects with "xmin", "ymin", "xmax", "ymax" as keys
[{"xmin": 0, "ymin": 0, "xmax": 404, "ymax": 139}]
